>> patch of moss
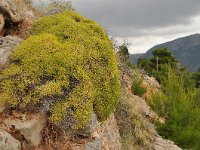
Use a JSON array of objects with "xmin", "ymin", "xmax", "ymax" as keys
[{"xmin": 0, "ymin": 11, "xmax": 120, "ymax": 128}]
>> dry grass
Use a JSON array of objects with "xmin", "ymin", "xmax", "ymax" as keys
[{"xmin": 114, "ymin": 67, "xmax": 157, "ymax": 150}]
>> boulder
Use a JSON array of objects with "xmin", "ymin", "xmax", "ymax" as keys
[
  {"xmin": 0, "ymin": 36, "xmax": 22, "ymax": 69},
  {"xmin": 4, "ymin": 113, "xmax": 47, "ymax": 147},
  {"xmin": 0, "ymin": 129, "xmax": 21, "ymax": 150}
]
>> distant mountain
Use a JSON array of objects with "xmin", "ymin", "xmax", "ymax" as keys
[
  {"xmin": 130, "ymin": 53, "xmax": 144, "ymax": 64},
  {"xmin": 133, "ymin": 33, "xmax": 200, "ymax": 71}
]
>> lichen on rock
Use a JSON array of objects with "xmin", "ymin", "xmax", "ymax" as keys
[{"xmin": 0, "ymin": 11, "xmax": 120, "ymax": 129}]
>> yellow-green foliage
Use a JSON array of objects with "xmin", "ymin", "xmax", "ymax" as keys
[{"xmin": 0, "ymin": 11, "xmax": 120, "ymax": 128}]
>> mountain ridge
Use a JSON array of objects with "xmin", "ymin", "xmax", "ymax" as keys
[{"xmin": 131, "ymin": 33, "xmax": 200, "ymax": 71}]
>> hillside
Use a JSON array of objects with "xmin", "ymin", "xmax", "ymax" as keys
[
  {"xmin": 130, "ymin": 53, "xmax": 144, "ymax": 64},
  {"xmin": 141, "ymin": 34, "xmax": 200, "ymax": 71},
  {"xmin": 0, "ymin": 1, "xmax": 182, "ymax": 150}
]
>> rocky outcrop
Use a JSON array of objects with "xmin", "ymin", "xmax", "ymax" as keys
[
  {"xmin": 0, "ymin": 129, "xmax": 21, "ymax": 150},
  {"xmin": 143, "ymin": 75, "xmax": 160, "ymax": 89},
  {"xmin": 0, "ymin": 36, "xmax": 22, "ymax": 69},
  {"xmin": 4, "ymin": 113, "xmax": 47, "ymax": 147},
  {"xmin": 117, "ymin": 67, "xmax": 182, "ymax": 150},
  {"xmin": 142, "ymin": 75, "xmax": 160, "ymax": 99},
  {"xmin": 0, "ymin": 0, "xmax": 37, "ymax": 37},
  {"xmin": 0, "ymin": 110, "xmax": 121, "ymax": 150},
  {"xmin": 74, "ymin": 113, "xmax": 121, "ymax": 150},
  {"xmin": 0, "ymin": 0, "xmax": 22, "ymax": 23},
  {"xmin": 153, "ymin": 137, "xmax": 182, "ymax": 150},
  {"xmin": 0, "ymin": 112, "xmax": 47, "ymax": 149}
]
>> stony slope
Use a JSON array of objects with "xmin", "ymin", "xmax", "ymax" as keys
[
  {"xmin": 0, "ymin": 1, "xmax": 182, "ymax": 150},
  {"xmin": 115, "ymin": 65, "xmax": 181, "ymax": 150}
]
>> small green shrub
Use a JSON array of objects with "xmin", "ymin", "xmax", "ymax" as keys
[
  {"xmin": 0, "ymin": 11, "xmax": 120, "ymax": 129},
  {"xmin": 131, "ymin": 79, "xmax": 147, "ymax": 96}
]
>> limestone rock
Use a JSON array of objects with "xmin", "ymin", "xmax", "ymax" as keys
[
  {"xmin": 0, "ymin": 0, "xmax": 36, "ymax": 22},
  {"xmin": 0, "ymin": 104, "xmax": 6, "ymax": 113},
  {"xmin": 74, "ymin": 113, "xmax": 121, "ymax": 150},
  {"xmin": 0, "ymin": 129, "xmax": 21, "ymax": 150},
  {"xmin": 153, "ymin": 137, "xmax": 182, "ymax": 150},
  {"xmin": 0, "ymin": 36, "xmax": 22, "ymax": 69},
  {"xmin": 0, "ymin": 0, "xmax": 36, "ymax": 38},
  {"xmin": 77, "ymin": 113, "xmax": 100, "ymax": 137},
  {"xmin": 132, "ymin": 95, "xmax": 157, "ymax": 120},
  {"xmin": 4, "ymin": 113, "xmax": 47, "ymax": 147},
  {"xmin": 0, "ymin": 14, "xmax": 4, "ymax": 32},
  {"xmin": 142, "ymin": 75, "xmax": 160, "ymax": 99},
  {"xmin": 118, "ymin": 67, "xmax": 182, "ymax": 149},
  {"xmin": 143, "ymin": 75, "xmax": 160, "ymax": 89},
  {"xmin": 0, "ymin": 0, "xmax": 22, "ymax": 23}
]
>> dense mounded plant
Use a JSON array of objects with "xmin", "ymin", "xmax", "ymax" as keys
[{"xmin": 0, "ymin": 11, "xmax": 120, "ymax": 129}]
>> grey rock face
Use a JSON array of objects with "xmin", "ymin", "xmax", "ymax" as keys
[
  {"xmin": 74, "ymin": 113, "xmax": 121, "ymax": 150},
  {"xmin": 4, "ymin": 113, "xmax": 47, "ymax": 147},
  {"xmin": 76, "ymin": 113, "xmax": 100, "ymax": 137},
  {"xmin": 0, "ymin": 36, "xmax": 22, "ymax": 69},
  {"xmin": 0, "ymin": 129, "xmax": 21, "ymax": 150}
]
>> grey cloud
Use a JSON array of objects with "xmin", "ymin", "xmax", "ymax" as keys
[
  {"xmin": 32, "ymin": 0, "xmax": 200, "ymax": 53},
  {"xmin": 72, "ymin": 0, "xmax": 200, "ymax": 37}
]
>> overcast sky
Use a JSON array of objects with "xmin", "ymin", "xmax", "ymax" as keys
[{"xmin": 34, "ymin": 0, "xmax": 200, "ymax": 54}]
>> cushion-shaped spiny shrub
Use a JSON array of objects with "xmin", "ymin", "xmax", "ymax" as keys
[{"xmin": 0, "ymin": 11, "xmax": 120, "ymax": 129}]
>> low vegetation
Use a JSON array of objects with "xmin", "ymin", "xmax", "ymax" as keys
[
  {"xmin": 115, "ymin": 95, "xmax": 153, "ymax": 150},
  {"xmin": 139, "ymin": 49, "xmax": 200, "ymax": 149},
  {"xmin": 0, "ymin": 11, "xmax": 120, "ymax": 129},
  {"xmin": 131, "ymin": 78, "xmax": 147, "ymax": 96},
  {"xmin": 150, "ymin": 68, "xmax": 200, "ymax": 149},
  {"xmin": 115, "ymin": 45, "xmax": 153, "ymax": 150},
  {"xmin": 192, "ymin": 68, "xmax": 200, "ymax": 88}
]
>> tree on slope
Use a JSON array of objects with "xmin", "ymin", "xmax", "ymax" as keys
[{"xmin": 138, "ymin": 48, "xmax": 178, "ymax": 82}]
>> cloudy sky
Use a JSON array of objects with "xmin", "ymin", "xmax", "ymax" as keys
[{"xmin": 34, "ymin": 0, "xmax": 200, "ymax": 54}]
